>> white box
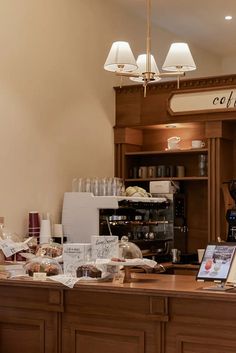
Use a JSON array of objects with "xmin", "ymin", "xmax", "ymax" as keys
[
  {"xmin": 91, "ymin": 236, "xmax": 119, "ymax": 259},
  {"xmin": 63, "ymin": 243, "xmax": 91, "ymax": 277},
  {"xmin": 149, "ymin": 181, "xmax": 179, "ymax": 194}
]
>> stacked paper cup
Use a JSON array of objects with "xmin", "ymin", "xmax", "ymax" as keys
[
  {"xmin": 40, "ymin": 219, "xmax": 51, "ymax": 244},
  {"xmin": 28, "ymin": 211, "xmax": 40, "ymax": 241}
]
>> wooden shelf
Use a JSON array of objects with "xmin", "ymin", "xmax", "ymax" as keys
[
  {"xmin": 125, "ymin": 177, "xmax": 208, "ymax": 182},
  {"xmin": 125, "ymin": 148, "xmax": 208, "ymax": 157}
]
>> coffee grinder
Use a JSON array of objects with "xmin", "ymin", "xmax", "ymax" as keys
[{"xmin": 225, "ymin": 180, "xmax": 236, "ymax": 241}]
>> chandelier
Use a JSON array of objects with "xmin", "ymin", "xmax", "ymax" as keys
[{"xmin": 104, "ymin": 0, "xmax": 196, "ymax": 97}]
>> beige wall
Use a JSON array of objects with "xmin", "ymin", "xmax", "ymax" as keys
[
  {"xmin": 0, "ymin": 0, "xmax": 222, "ymax": 236},
  {"xmin": 222, "ymin": 55, "xmax": 236, "ymax": 74}
]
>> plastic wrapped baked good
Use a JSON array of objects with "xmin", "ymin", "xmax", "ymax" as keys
[{"xmin": 24, "ymin": 256, "xmax": 62, "ymax": 277}]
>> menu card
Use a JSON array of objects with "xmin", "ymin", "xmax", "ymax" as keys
[
  {"xmin": 91, "ymin": 236, "xmax": 119, "ymax": 260},
  {"xmin": 63, "ymin": 243, "xmax": 91, "ymax": 277}
]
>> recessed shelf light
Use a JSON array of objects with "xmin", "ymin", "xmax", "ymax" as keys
[
  {"xmin": 165, "ymin": 124, "xmax": 177, "ymax": 128},
  {"xmin": 225, "ymin": 15, "xmax": 232, "ymax": 20}
]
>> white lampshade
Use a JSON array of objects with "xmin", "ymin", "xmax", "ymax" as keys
[
  {"xmin": 130, "ymin": 54, "xmax": 161, "ymax": 82},
  {"xmin": 162, "ymin": 42, "xmax": 196, "ymax": 72},
  {"xmin": 104, "ymin": 41, "xmax": 138, "ymax": 72}
]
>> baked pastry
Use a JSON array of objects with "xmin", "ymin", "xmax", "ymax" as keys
[{"xmin": 76, "ymin": 264, "xmax": 102, "ymax": 278}]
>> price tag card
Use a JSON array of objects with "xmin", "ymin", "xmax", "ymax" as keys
[
  {"xmin": 33, "ymin": 273, "xmax": 47, "ymax": 281},
  {"xmin": 112, "ymin": 271, "xmax": 125, "ymax": 284}
]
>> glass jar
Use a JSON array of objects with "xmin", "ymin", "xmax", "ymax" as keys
[{"xmin": 198, "ymin": 154, "xmax": 208, "ymax": 176}]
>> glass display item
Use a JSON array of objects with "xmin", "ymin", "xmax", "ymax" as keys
[
  {"xmin": 119, "ymin": 236, "xmax": 143, "ymax": 259},
  {"xmin": 24, "ymin": 256, "xmax": 62, "ymax": 277},
  {"xmin": 36, "ymin": 242, "xmax": 63, "ymax": 258}
]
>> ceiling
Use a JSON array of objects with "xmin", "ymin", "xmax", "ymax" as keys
[{"xmin": 115, "ymin": 0, "xmax": 236, "ymax": 57}]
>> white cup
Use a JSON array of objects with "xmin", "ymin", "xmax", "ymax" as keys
[
  {"xmin": 40, "ymin": 219, "xmax": 51, "ymax": 235},
  {"xmin": 53, "ymin": 224, "xmax": 63, "ymax": 237},
  {"xmin": 191, "ymin": 140, "xmax": 205, "ymax": 149},
  {"xmin": 197, "ymin": 249, "xmax": 205, "ymax": 263}
]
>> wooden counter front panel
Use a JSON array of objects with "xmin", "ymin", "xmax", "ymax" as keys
[
  {"xmin": 0, "ymin": 284, "xmax": 62, "ymax": 353},
  {"xmin": 62, "ymin": 290, "xmax": 167, "ymax": 353},
  {"xmin": 165, "ymin": 297, "xmax": 236, "ymax": 353},
  {"xmin": 0, "ymin": 307, "xmax": 59, "ymax": 353}
]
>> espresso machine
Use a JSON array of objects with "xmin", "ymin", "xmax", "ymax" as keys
[{"xmin": 226, "ymin": 180, "xmax": 236, "ymax": 241}]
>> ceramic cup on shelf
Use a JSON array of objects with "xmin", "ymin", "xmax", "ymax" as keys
[
  {"xmin": 147, "ymin": 166, "xmax": 156, "ymax": 178},
  {"xmin": 157, "ymin": 165, "xmax": 166, "ymax": 177},
  {"xmin": 167, "ymin": 136, "xmax": 181, "ymax": 150},
  {"xmin": 138, "ymin": 166, "xmax": 148, "ymax": 179},
  {"xmin": 176, "ymin": 166, "xmax": 185, "ymax": 178},
  {"xmin": 191, "ymin": 140, "xmax": 205, "ymax": 149}
]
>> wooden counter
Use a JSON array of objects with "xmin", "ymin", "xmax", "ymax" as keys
[{"xmin": 1, "ymin": 274, "xmax": 236, "ymax": 353}]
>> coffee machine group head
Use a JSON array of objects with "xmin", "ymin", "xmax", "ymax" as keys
[{"xmin": 226, "ymin": 180, "xmax": 236, "ymax": 241}]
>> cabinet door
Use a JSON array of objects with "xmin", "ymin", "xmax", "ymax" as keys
[
  {"xmin": 64, "ymin": 324, "xmax": 145, "ymax": 353},
  {"xmin": 0, "ymin": 284, "xmax": 62, "ymax": 353},
  {"xmin": 0, "ymin": 307, "xmax": 59, "ymax": 353},
  {"xmin": 62, "ymin": 291, "xmax": 168, "ymax": 353},
  {"xmin": 166, "ymin": 297, "xmax": 236, "ymax": 353}
]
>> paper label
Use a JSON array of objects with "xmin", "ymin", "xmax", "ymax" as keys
[
  {"xmin": 49, "ymin": 275, "xmax": 79, "ymax": 288},
  {"xmin": 0, "ymin": 239, "xmax": 29, "ymax": 257},
  {"xmin": 63, "ymin": 243, "xmax": 91, "ymax": 276},
  {"xmin": 33, "ymin": 272, "xmax": 47, "ymax": 281},
  {"xmin": 112, "ymin": 271, "xmax": 125, "ymax": 284}
]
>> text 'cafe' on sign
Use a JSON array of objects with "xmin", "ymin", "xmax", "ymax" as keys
[{"xmin": 168, "ymin": 87, "xmax": 236, "ymax": 115}]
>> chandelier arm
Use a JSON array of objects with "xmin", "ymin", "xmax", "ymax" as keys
[
  {"xmin": 115, "ymin": 71, "xmax": 141, "ymax": 78},
  {"xmin": 157, "ymin": 72, "xmax": 185, "ymax": 77}
]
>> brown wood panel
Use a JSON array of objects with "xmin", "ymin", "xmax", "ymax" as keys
[
  {"xmin": 70, "ymin": 325, "xmax": 145, "ymax": 353},
  {"xmin": 114, "ymin": 127, "xmax": 143, "ymax": 145},
  {"xmin": 166, "ymin": 297, "xmax": 236, "ymax": 353},
  {"xmin": 0, "ymin": 284, "xmax": 63, "ymax": 312},
  {"xmin": 115, "ymin": 88, "xmax": 142, "ymax": 127},
  {"xmin": 208, "ymin": 138, "xmax": 216, "ymax": 242},
  {"xmin": 177, "ymin": 336, "xmax": 236, "ymax": 353},
  {"xmin": 0, "ymin": 307, "xmax": 59, "ymax": 353}
]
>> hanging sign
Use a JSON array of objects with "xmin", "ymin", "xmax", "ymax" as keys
[{"xmin": 168, "ymin": 86, "xmax": 236, "ymax": 115}]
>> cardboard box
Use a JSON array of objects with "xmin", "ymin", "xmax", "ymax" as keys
[{"xmin": 149, "ymin": 180, "xmax": 179, "ymax": 194}]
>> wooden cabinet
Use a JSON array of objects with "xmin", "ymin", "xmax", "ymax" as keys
[
  {"xmin": 115, "ymin": 123, "xmax": 209, "ymax": 253},
  {"xmin": 114, "ymin": 75, "xmax": 236, "ymax": 250},
  {"xmin": 0, "ymin": 283, "xmax": 63, "ymax": 353}
]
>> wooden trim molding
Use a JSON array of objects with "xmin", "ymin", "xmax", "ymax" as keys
[{"xmin": 114, "ymin": 74, "xmax": 236, "ymax": 95}]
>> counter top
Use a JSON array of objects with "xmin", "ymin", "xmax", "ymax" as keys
[{"xmin": 2, "ymin": 273, "xmax": 236, "ymax": 301}]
